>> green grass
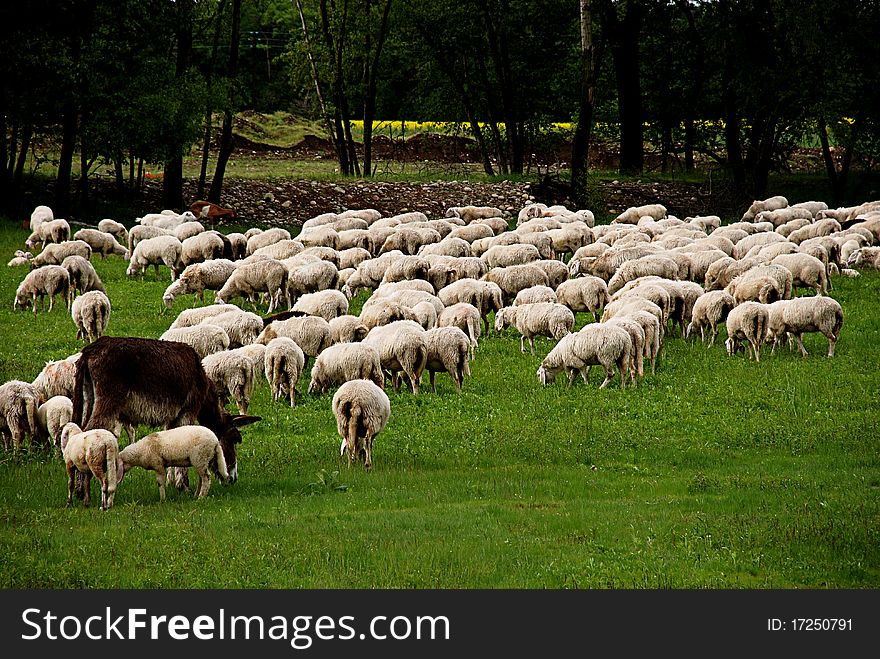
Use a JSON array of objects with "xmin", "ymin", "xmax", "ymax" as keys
[{"xmin": 0, "ymin": 220, "xmax": 878, "ymax": 588}]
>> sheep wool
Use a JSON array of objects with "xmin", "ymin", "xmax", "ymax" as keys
[
  {"xmin": 60, "ymin": 423, "xmax": 120, "ymax": 510},
  {"xmin": 423, "ymin": 326, "xmax": 472, "ymax": 393},
  {"xmin": 264, "ymin": 337, "xmax": 306, "ymax": 406},
  {"xmin": 332, "ymin": 379, "xmax": 391, "ymax": 469},
  {"xmin": 71, "ymin": 290, "xmax": 111, "ymax": 343},
  {"xmin": 724, "ymin": 301, "xmax": 769, "ymax": 362},
  {"xmin": 308, "ymin": 342, "xmax": 383, "ymax": 395}
]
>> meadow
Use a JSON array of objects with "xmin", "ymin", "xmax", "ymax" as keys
[{"xmin": 0, "ymin": 220, "xmax": 878, "ymax": 588}]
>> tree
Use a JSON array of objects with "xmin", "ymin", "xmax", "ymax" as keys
[
  {"xmin": 210, "ymin": 0, "xmax": 243, "ymax": 203},
  {"xmin": 571, "ymin": 0, "xmax": 598, "ymax": 204}
]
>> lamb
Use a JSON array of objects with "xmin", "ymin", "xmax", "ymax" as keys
[
  {"xmin": 198, "ymin": 309, "xmax": 263, "ymax": 348},
  {"xmin": 32, "ymin": 353, "xmax": 80, "ymax": 400},
  {"xmin": 160, "ymin": 324, "xmax": 231, "ymax": 359},
  {"xmin": 97, "ymin": 219, "xmax": 129, "ymax": 245},
  {"xmin": 7, "ymin": 249, "xmax": 32, "ymax": 267},
  {"xmin": 741, "ymin": 195, "xmax": 788, "ymax": 221},
  {"xmin": 35, "ymin": 395, "xmax": 73, "ymax": 446},
  {"xmin": 770, "ymin": 252, "xmax": 828, "ymax": 296},
  {"xmin": 126, "ymin": 235, "xmax": 183, "ymax": 281},
  {"xmin": 765, "ymin": 296, "xmax": 844, "ymax": 358},
  {"xmin": 162, "ymin": 259, "xmax": 237, "ymax": 308},
  {"xmin": 437, "ymin": 302, "xmax": 482, "ymax": 360},
  {"xmin": 60, "ymin": 423, "xmax": 119, "ymax": 510},
  {"xmin": 169, "ymin": 303, "xmax": 241, "ymax": 329},
  {"xmin": 180, "ymin": 231, "xmax": 225, "ymax": 267},
  {"xmin": 514, "ymin": 285, "xmax": 558, "ymax": 306},
  {"xmin": 536, "ymin": 324, "xmax": 632, "ymax": 389},
  {"xmin": 202, "ymin": 350, "xmax": 257, "ymax": 415},
  {"xmin": 245, "ymin": 227, "xmax": 292, "ymax": 256},
  {"xmin": 71, "ymin": 290, "xmax": 111, "ymax": 343},
  {"xmin": 0, "ymin": 380, "xmax": 41, "ymax": 450},
  {"xmin": 308, "ymin": 342, "xmax": 384, "ymax": 395},
  {"xmin": 445, "ymin": 205, "xmax": 504, "ymax": 223},
  {"xmin": 14, "ymin": 264, "xmax": 70, "ymax": 314},
  {"xmin": 363, "ymin": 320, "xmax": 428, "ymax": 394},
  {"xmin": 127, "ymin": 224, "xmax": 171, "ymax": 255},
  {"xmin": 215, "ymin": 259, "xmax": 288, "ymax": 313},
  {"xmin": 257, "ymin": 315, "xmax": 332, "ymax": 365},
  {"xmin": 494, "ymin": 302, "xmax": 575, "ymax": 354},
  {"xmin": 61, "ymin": 254, "xmax": 105, "ymax": 299},
  {"xmin": 332, "ymin": 379, "xmax": 390, "ymax": 469},
  {"xmin": 73, "ymin": 228, "xmax": 128, "ymax": 259},
  {"xmin": 30, "ymin": 240, "xmax": 91, "ymax": 267},
  {"xmin": 686, "ymin": 290, "xmax": 736, "ymax": 346},
  {"xmin": 117, "ymin": 426, "xmax": 229, "ymax": 502},
  {"xmin": 724, "ymin": 301, "xmax": 769, "ymax": 361},
  {"xmin": 292, "ymin": 289, "xmax": 349, "ymax": 321},
  {"xmin": 329, "ymin": 314, "xmax": 370, "ymax": 344},
  {"xmin": 423, "ymin": 326, "xmax": 471, "ymax": 393}
]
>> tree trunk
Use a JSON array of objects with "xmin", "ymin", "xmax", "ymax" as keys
[
  {"xmin": 571, "ymin": 0, "xmax": 596, "ymax": 205},
  {"xmin": 209, "ymin": 0, "xmax": 241, "ymax": 203},
  {"xmin": 362, "ymin": 0, "xmax": 393, "ymax": 178},
  {"xmin": 198, "ymin": 0, "xmax": 228, "ymax": 200},
  {"xmin": 55, "ymin": 105, "xmax": 77, "ymax": 216},
  {"xmin": 163, "ymin": 0, "xmax": 194, "ymax": 210}
]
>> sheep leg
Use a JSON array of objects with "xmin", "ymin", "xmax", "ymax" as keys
[
  {"xmin": 66, "ymin": 463, "xmax": 77, "ymax": 507},
  {"xmin": 196, "ymin": 468, "xmax": 211, "ymax": 498},
  {"xmin": 430, "ymin": 371, "xmax": 437, "ymax": 394},
  {"xmin": 529, "ymin": 336, "xmax": 536, "ymax": 355},
  {"xmin": 751, "ymin": 340, "xmax": 761, "ymax": 362},
  {"xmin": 82, "ymin": 472, "xmax": 92, "ymax": 508},
  {"xmin": 289, "ymin": 383, "xmax": 296, "ymax": 407},
  {"xmin": 363, "ymin": 435, "xmax": 373, "ymax": 470},
  {"xmin": 599, "ymin": 365, "xmax": 614, "ymax": 389},
  {"xmin": 520, "ymin": 334, "xmax": 526, "ymax": 353},
  {"xmin": 793, "ymin": 333, "xmax": 809, "ymax": 357},
  {"xmin": 156, "ymin": 466, "xmax": 167, "ymax": 502},
  {"xmin": 567, "ymin": 369, "xmax": 577, "ymax": 389}
]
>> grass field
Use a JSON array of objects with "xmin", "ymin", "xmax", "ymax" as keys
[{"xmin": 0, "ymin": 220, "xmax": 878, "ymax": 588}]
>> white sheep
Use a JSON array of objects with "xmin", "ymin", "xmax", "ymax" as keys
[
  {"xmin": 257, "ymin": 315, "xmax": 332, "ymax": 364},
  {"xmin": 36, "ymin": 395, "xmax": 73, "ymax": 446},
  {"xmin": 26, "ymin": 218, "xmax": 70, "ymax": 249},
  {"xmin": 380, "ymin": 255, "xmax": 432, "ymax": 284},
  {"xmin": 71, "ymin": 290, "xmax": 111, "ymax": 343},
  {"xmin": 437, "ymin": 302, "xmax": 482, "ymax": 361},
  {"xmin": 555, "ymin": 276, "xmax": 609, "ymax": 322},
  {"xmin": 445, "ymin": 205, "xmax": 504, "ymax": 223},
  {"xmin": 73, "ymin": 228, "xmax": 128, "ymax": 260},
  {"xmin": 0, "ymin": 380, "xmax": 41, "ymax": 450},
  {"xmin": 60, "ymin": 423, "xmax": 120, "ymax": 510},
  {"xmin": 162, "ymin": 259, "xmax": 237, "ymax": 308},
  {"xmin": 329, "ymin": 314, "xmax": 369, "ymax": 344},
  {"xmin": 126, "ymin": 235, "xmax": 183, "ymax": 281},
  {"xmin": 481, "ymin": 243, "xmax": 540, "ymax": 268},
  {"xmin": 770, "ymin": 252, "xmax": 828, "ymax": 296},
  {"xmin": 32, "ymin": 353, "xmax": 80, "ymax": 400},
  {"xmin": 226, "ymin": 232, "xmax": 248, "ymax": 259},
  {"xmin": 61, "ymin": 254, "xmax": 105, "ymax": 299},
  {"xmin": 483, "ymin": 264, "xmax": 550, "ymax": 306},
  {"xmin": 14, "ymin": 264, "xmax": 70, "ymax": 314},
  {"xmin": 537, "ymin": 324, "xmax": 632, "ymax": 389},
  {"xmin": 31, "ymin": 239, "xmax": 91, "ymax": 268},
  {"xmin": 29, "ymin": 205, "xmax": 54, "ymax": 233},
  {"xmin": 765, "ymin": 296, "xmax": 844, "ymax": 358},
  {"xmin": 724, "ymin": 301, "xmax": 769, "ymax": 361},
  {"xmin": 613, "ymin": 203, "xmax": 667, "ymax": 225},
  {"xmin": 437, "ymin": 278, "xmax": 503, "ymax": 336},
  {"xmin": 180, "ymin": 231, "xmax": 225, "ymax": 267},
  {"xmin": 494, "ymin": 302, "xmax": 575, "ymax": 354},
  {"xmin": 602, "ymin": 316, "xmax": 645, "ymax": 383},
  {"xmin": 308, "ymin": 342, "xmax": 384, "ymax": 395},
  {"xmin": 7, "ymin": 249, "xmax": 33, "ymax": 267},
  {"xmin": 174, "ymin": 221, "xmax": 206, "ymax": 242},
  {"xmin": 97, "ymin": 219, "xmax": 129, "ymax": 245},
  {"xmin": 741, "ymin": 195, "xmax": 788, "ymax": 221},
  {"xmin": 215, "ymin": 259, "xmax": 288, "ymax": 313},
  {"xmin": 726, "ymin": 264, "xmax": 793, "ymax": 305},
  {"xmin": 160, "ymin": 323, "xmax": 230, "ymax": 359},
  {"xmin": 332, "ymin": 379, "xmax": 390, "ymax": 469},
  {"xmin": 847, "ymin": 246, "xmax": 880, "ymax": 270},
  {"xmin": 363, "ymin": 319, "xmax": 428, "ymax": 394},
  {"xmin": 286, "ymin": 260, "xmax": 339, "ymax": 305},
  {"xmin": 686, "ymin": 290, "xmax": 736, "ymax": 346},
  {"xmin": 202, "ymin": 350, "xmax": 257, "ymax": 415},
  {"xmin": 292, "ymin": 288, "xmax": 349, "ymax": 321},
  {"xmin": 263, "ymin": 337, "xmax": 306, "ymax": 406},
  {"xmin": 169, "ymin": 303, "xmax": 241, "ymax": 329},
  {"xmin": 199, "ymin": 309, "xmax": 263, "ymax": 348},
  {"xmin": 245, "ymin": 227, "xmax": 292, "ymax": 256},
  {"xmin": 127, "ymin": 224, "xmax": 171, "ymax": 255},
  {"xmin": 514, "ymin": 285, "xmax": 558, "ymax": 306},
  {"xmin": 117, "ymin": 426, "xmax": 229, "ymax": 502}
]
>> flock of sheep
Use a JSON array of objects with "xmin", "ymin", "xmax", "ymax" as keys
[{"xmin": 2, "ymin": 193, "xmax": 880, "ymax": 508}]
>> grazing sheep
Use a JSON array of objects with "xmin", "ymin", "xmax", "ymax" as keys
[
  {"xmin": 448, "ymin": 223, "xmax": 495, "ymax": 244},
  {"xmin": 286, "ymin": 259, "xmax": 339, "ymax": 304},
  {"xmin": 29, "ymin": 205, "xmax": 54, "ymax": 233},
  {"xmin": 771, "ymin": 252, "xmax": 828, "ymax": 295},
  {"xmin": 259, "ymin": 337, "xmax": 305, "ymax": 406},
  {"xmin": 257, "ymin": 315, "xmax": 332, "ymax": 365},
  {"xmin": 36, "ymin": 395, "xmax": 73, "ymax": 446},
  {"xmin": 732, "ymin": 231, "xmax": 787, "ymax": 260},
  {"xmin": 494, "ymin": 302, "xmax": 575, "ymax": 354},
  {"xmin": 437, "ymin": 278, "xmax": 503, "ymax": 336},
  {"xmin": 293, "ymin": 288, "xmax": 349, "ymax": 321},
  {"xmin": 423, "ymin": 327, "xmax": 472, "ymax": 393},
  {"xmin": 332, "ymin": 379, "xmax": 390, "ymax": 469},
  {"xmin": 0, "ymin": 380, "xmax": 41, "ymax": 450},
  {"xmin": 724, "ymin": 301, "xmax": 769, "ymax": 361},
  {"xmin": 359, "ymin": 299, "xmax": 418, "ymax": 330},
  {"xmin": 201, "ymin": 309, "xmax": 265, "ymax": 348},
  {"xmin": 765, "ymin": 296, "xmax": 844, "ymax": 358},
  {"xmin": 298, "ymin": 225, "xmax": 340, "ymax": 250},
  {"xmin": 308, "ymin": 342, "xmax": 383, "ymax": 395},
  {"xmin": 169, "ymin": 303, "xmax": 241, "ymax": 329},
  {"xmin": 481, "ymin": 243, "xmax": 540, "ymax": 269},
  {"xmin": 380, "ymin": 255, "xmax": 432, "ymax": 284},
  {"xmin": 846, "ymin": 246, "xmax": 880, "ymax": 270},
  {"xmin": 31, "ymin": 240, "xmax": 91, "ymax": 268},
  {"xmin": 225, "ymin": 232, "xmax": 248, "ymax": 260},
  {"xmin": 437, "ymin": 302, "xmax": 482, "ymax": 360},
  {"xmin": 726, "ymin": 264, "xmax": 793, "ymax": 305},
  {"xmin": 27, "ymin": 218, "xmax": 71, "ymax": 249},
  {"xmin": 514, "ymin": 285, "xmax": 558, "ymax": 306},
  {"xmin": 97, "ymin": 219, "xmax": 129, "ymax": 245},
  {"xmin": 174, "ymin": 221, "xmax": 206, "ymax": 242},
  {"xmin": 445, "ymin": 205, "xmax": 504, "ymax": 223},
  {"xmin": 329, "ymin": 314, "xmax": 369, "ymax": 344},
  {"xmin": 483, "ymin": 264, "xmax": 550, "ymax": 305},
  {"xmin": 127, "ymin": 224, "xmax": 171, "ymax": 255},
  {"xmin": 160, "ymin": 324, "xmax": 230, "ymax": 359},
  {"xmin": 71, "ymin": 290, "xmax": 111, "ymax": 343},
  {"xmin": 380, "ymin": 226, "xmax": 442, "ymax": 256},
  {"xmin": 215, "ymin": 259, "xmax": 288, "ymax": 313},
  {"xmin": 126, "ymin": 235, "xmax": 183, "ymax": 281},
  {"xmin": 602, "ymin": 316, "xmax": 645, "ymax": 382},
  {"xmin": 336, "ymin": 247, "xmax": 372, "ymax": 271},
  {"xmin": 788, "ymin": 219, "xmax": 842, "ymax": 245},
  {"xmin": 61, "ymin": 255, "xmax": 105, "ymax": 300},
  {"xmin": 411, "ymin": 300, "xmax": 438, "ymax": 330},
  {"xmin": 60, "ymin": 423, "xmax": 119, "ymax": 510},
  {"xmin": 117, "ymin": 426, "xmax": 229, "ymax": 502},
  {"xmin": 419, "ymin": 237, "xmax": 474, "ymax": 259},
  {"xmin": 613, "ymin": 203, "xmax": 667, "ymax": 225},
  {"xmin": 686, "ymin": 290, "xmax": 736, "ymax": 346},
  {"xmin": 554, "ymin": 276, "xmax": 609, "ymax": 322},
  {"xmin": 537, "ymin": 324, "xmax": 632, "ymax": 389},
  {"xmin": 180, "ymin": 231, "xmax": 225, "ymax": 267},
  {"xmin": 245, "ymin": 227, "xmax": 292, "ymax": 256},
  {"xmin": 363, "ymin": 320, "xmax": 428, "ymax": 394},
  {"xmin": 202, "ymin": 350, "xmax": 257, "ymax": 415},
  {"xmin": 607, "ymin": 255, "xmax": 680, "ymax": 296},
  {"xmin": 162, "ymin": 259, "xmax": 237, "ymax": 308},
  {"xmin": 14, "ymin": 264, "xmax": 70, "ymax": 314},
  {"xmin": 472, "ymin": 232, "xmax": 520, "ymax": 257},
  {"xmin": 32, "ymin": 354, "xmax": 80, "ymax": 400},
  {"xmin": 741, "ymin": 195, "xmax": 788, "ymax": 221},
  {"xmin": 73, "ymin": 228, "xmax": 127, "ymax": 260}
]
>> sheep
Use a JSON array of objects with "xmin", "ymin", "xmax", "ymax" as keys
[
  {"xmin": 292, "ymin": 289, "xmax": 349, "ymax": 321},
  {"xmin": 602, "ymin": 316, "xmax": 645, "ymax": 382},
  {"xmin": 117, "ymin": 426, "xmax": 229, "ymax": 502},
  {"xmin": 332, "ymin": 379, "xmax": 390, "ymax": 470},
  {"xmin": 336, "ymin": 247, "xmax": 372, "ymax": 271},
  {"xmin": 297, "ymin": 225, "xmax": 340, "ymax": 251},
  {"xmin": 202, "ymin": 350, "xmax": 257, "ymax": 415},
  {"xmin": 97, "ymin": 219, "xmax": 129, "ymax": 245},
  {"xmin": 514, "ymin": 285, "xmax": 558, "ymax": 306},
  {"xmin": 59, "ymin": 423, "xmax": 119, "ymax": 510},
  {"xmin": 160, "ymin": 324, "xmax": 230, "ymax": 359},
  {"xmin": 790, "ymin": 200, "xmax": 829, "ymax": 217},
  {"xmin": 225, "ymin": 232, "xmax": 248, "ymax": 260},
  {"xmin": 438, "ymin": 278, "xmax": 503, "ymax": 336},
  {"xmin": 359, "ymin": 298, "xmax": 418, "ymax": 330},
  {"xmin": 704, "ymin": 256, "xmax": 764, "ymax": 291},
  {"xmin": 483, "ymin": 264, "xmax": 550, "ymax": 306},
  {"xmin": 445, "ymin": 205, "xmax": 504, "ymax": 223},
  {"xmin": 337, "ymin": 229, "xmax": 375, "ymax": 253},
  {"xmin": 437, "ymin": 302, "xmax": 482, "ymax": 360},
  {"xmin": 788, "ymin": 218, "xmax": 842, "ymax": 245},
  {"xmin": 32, "ymin": 353, "xmax": 80, "ymax": 400},
  {"xmin": 545, "ymin": 224, "xmax": 594, "ymax": 261},
  {"xmin": 686, "ymin": 290, "xmax": 736, "ymax": 346},
  {"xmin": 371, "ymin": 288, "xmax": 444, "ymax": 320},
  {"xmin": 341, "ymin": 253, "xmax": 399, "ymax": 298},
  {"xmin": 447, "ymin": 223, "xmax": 494, "ymax": 244},
  {"xmin": 481, "ymin": 243, "xmax": 540, "ymax": 268},
  {"xmin": 422, "ymin": 326, "xmax": 471, "ymax": 393},
  {"xmin": 411, "ymin": 300, "xmax": 438, "ymax": 330},
  {"xmin": 755, "ymin": 207, "xmax": 813, "ymax": 227},
  {"xmin": 726, "ymin": 264, "xmax": 793, "ymax": 305},
  {"xmin": 494, "ymin": 302, "xmax": 575, "ymax": 355},
  {"xmin": 215, "ymin": 259, "xmax": 288, "ymax": 313},
  {"xmin": 36, "ymin": 395, "xmax": 73, "ymax": 446},
  {"xmin": 601, "ymin": 296, "xmax": 665, "ymax": 348},
  {"xmin": 770, "ymin": 252, "xmax": 828, "ymax": 296},
  {"xmin": 0, "ymin": 380, "xmax": 41, "ymax": 450},
  {"xmin": 765, "ymin": 297, "xmax": 844, "ymax": 358},
  {"xmin": 379, "ymin": 226, "xmax": 442, "ymax": 256},
  {"xmin": 537, "ymin": 323, "xmax": 632, "ymax": 389},
  {"xmin": 419, "ymin": 236, "xmax": 474, "ymax": 258},
  {"xmin": 29, "ymin": 205, "xmax": 54, "ymax": 233},
  {"xmin": 286, "ymin": 260, "xmax": 339, "ymax": 306},
  {"xmin": 724, "ymin": 301, "xmax": 769, "ymax": 361},
  {"xmin": 776, "ymin": 218, "xmax": 813, "ymax": 238},
  {"xmin": 257, "ymin": 315, "xmax": 332, "ymax": 366},
  {"xmin": 741, "ymin": 195, "xmax": 788, "ymax": 221},
  {"xmin": 7, "ymin": 249, "xmax": 33, "ymax": 267},
  {"xmin": 555, "ymin": 276, "xmax": 609, "ymax": 322},
  {"xmin": 380, "ymin": 255, "xmax": 432, "ymax": 284},
  {"xmin": 363, "ymin": 320, "xmax": 428, "ymax": 394},
  {"xmin": 127, "ymin": 224, "xmax": 171, "ymax": 255},
  {"xmin": 169, "ymin": 303, "xmax": 241, "ymax": 329},
  {"xmin": 180, "ymin": 231, "xmax": 225, "ymax": 267},
  {"xmin": 14, "ymin": 264, "xmax": 70, "ymax": 314},
  {"xmin": 615, "ymin": 308, "xmax": 661, "ymax": 376},
  {"xmin": 162, "ymin": 259, "xmax": 237, "ymax": 308},
  {"xmin": 732, "ymin": 231, "xmax": 786, "ymax": 260},
  {"xmin": 61, "ymin": 255, "xmax": 105, "ymax": 300},
  {"xmin": 473, "ymin": 216, "xmax": 510, "ymax": 235},
  {"xmin": 308, "ymin": 342, "xmax": 384, "ymax": 395},
  {"xmin": 245, "ymin": 227, "xmax": 292, "ymax": 256},
  {"xmin": 747, "ymin": 240, "xmax": 799, "ymax": 261},
  {"xmin": 199, "ymin": 309, "xmax": 263, "ymax": 348},
  {"xmin": 339, "ymin": 208, "xmax": 382, "ymax": 224},
  {"xmin": 587, "ymin": 244, "xmax": 661, "ymax": 280},
  {"xmin": 846, "ymin": 246, "xmax": 880, "ymax": 269},
  {"xmin": 126, "ymin": 235, "xmax": 183, "ymax": 281},
  {"xmin": 26, "ymin": 218, "xmax": 71, "ymax": 249},
  {"xmin": 73, "ymin": 228, "xmax": 127, "ymax": 259},
  {"xmin": 329, "ymin": 314, "xmax": 369, "ymax": 344},
  {"xmin": 71, "ymin": 290, "xmax": 111, "ymax": 343},
  {"xmin": 613, "ymin": 203, "xmax": 667, "ymax": 225},
  {"xmin": 31, "ymin": 240, "xmax": 91, "ymax": 268},
  {"xmin": 606, "ymin": 255, "xmax": 680, "ymax": 296}
]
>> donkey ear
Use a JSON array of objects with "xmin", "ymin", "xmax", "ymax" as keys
[{"xmin": 232, "ymin": 415, "xmax": 261, "ymax": 428}]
